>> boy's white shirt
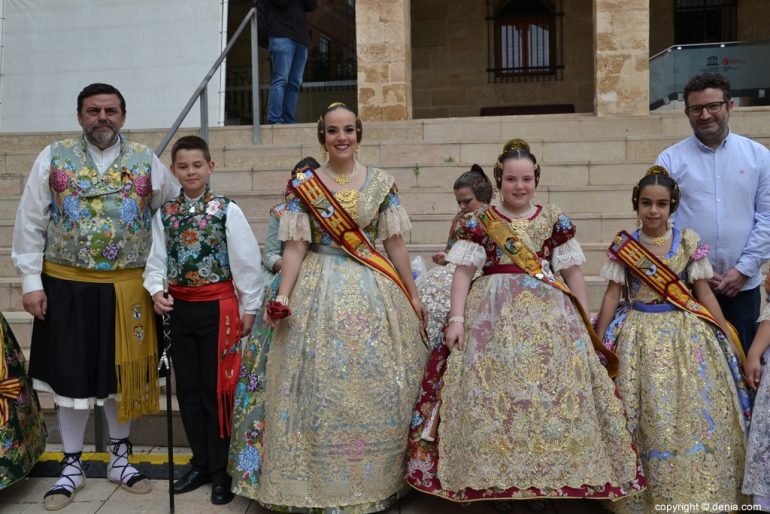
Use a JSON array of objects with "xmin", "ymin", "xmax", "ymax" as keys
[{"xmin": 143, "ymin": 195, "xmax": 262, "ymax": 313}]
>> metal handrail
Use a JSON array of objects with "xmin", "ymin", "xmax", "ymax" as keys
[{"xmin": 155, "ymin": 4, "xmax": 261, "ymax": 156}]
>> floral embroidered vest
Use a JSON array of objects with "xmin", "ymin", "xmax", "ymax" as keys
[
  {"xmin": 45, "ymin": 136, "xmax": 154, "ymax": 270},
  {"xmin": 160, "ymin": 190, "xmax": 232, "ymax": 287}
]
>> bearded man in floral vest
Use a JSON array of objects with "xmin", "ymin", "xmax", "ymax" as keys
[{"xmin": 11, "ymin": 83, "xmax": 179, "ymax": 510}]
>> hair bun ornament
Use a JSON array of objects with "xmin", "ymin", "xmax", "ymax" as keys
[
  {"xmin": 645, "ymin": 165, "xmax": 670, "ymax": 177},
  {"xmin": 502, "ymin": 138, "xmax": 531, "ymax": 153}
]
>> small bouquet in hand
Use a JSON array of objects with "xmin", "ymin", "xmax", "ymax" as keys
[{"xmin": 266, "ymin": 295, "xmax": 291, "ymax": 320}]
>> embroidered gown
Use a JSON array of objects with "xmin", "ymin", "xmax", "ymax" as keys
[
  {"xmin": 743, "ymin": 304, "xmax": 770, "ymax": 506},
  {"xmin": 229, "ymin": 204, "xmax": 284, "ymax": 496},
  {"xmin": 0, "ymin": 312, "xmax": 47, "ymax": 490},
  {"xmin": 245, "ymin": 167, "xmax": 428, "ymax": 512},
  {"xmin": 600, "ymin": 228, "xmax": 750, "ymax": 513},
  {"xmin": 406, "ymin": 204, "xmax": 644, "ymax": 502},
  {"xmin": 416, "ymin": 212, "xmax": 466, "ymax": 347}
]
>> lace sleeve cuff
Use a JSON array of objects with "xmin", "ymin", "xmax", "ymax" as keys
[
  {"xmin": 446, "ymin": 240, "xmax": 486, "ymax": 268},
  {"xmin": 687, "ymin": 257, "xmax": 714, "ymax": 282},
  {"xmin": 278, "ymin": 210, "xmax": 312, "ymax": 242},
  {"xmin": 550, "ymin": 238, "xmax": 586, "ymax": 272},
  {"xmin": 377, "ymin": 205, "xmax": 412, "ymax": 241},
  {"xmin": 600, "ymin": 259, "xmax": 626, "ymax": 284}
]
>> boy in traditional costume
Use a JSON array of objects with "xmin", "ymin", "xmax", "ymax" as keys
[{"xmin": 143, "ymin": 135, "xmax": 261, "ymax": 505}]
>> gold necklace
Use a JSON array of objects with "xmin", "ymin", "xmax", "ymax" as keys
[
  {"xmin": 639, "ymin": 229, "xmax": 672, "ymax": 246},
  {"xmin": 325, "ymin": 162, "xmax": 359, "ymax": 185},
  {"xmin": 498, "ymin": 204, "xmax": 535, "ymax": 236}
]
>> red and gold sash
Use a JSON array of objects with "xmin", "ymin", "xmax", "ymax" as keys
[
  {"xmin": 0, "ymin": 323, "xmax": 22, "ymax": 425},
  {"xmin": 290, "ymin": 168, "xmax": 420, "ymax": 318},
  {"xmin": 479, "ymin": 207, "xmax": 619, "ymax": 377},
  {"xmin": 608, "ymin": 230, "xmax": 744, "ymax": 361}
]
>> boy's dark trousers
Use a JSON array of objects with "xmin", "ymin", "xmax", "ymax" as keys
[{"xmin": 169, "ymin": 297, "xmax": 230, "ymax": 479}]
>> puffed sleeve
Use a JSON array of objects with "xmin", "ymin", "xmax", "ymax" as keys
[
  {"xmin": 548, "ymin": 210, "xmax": 586, "ymax": 272},
  {"xmin": 445, "ymin": 212, "xmax": 486, "ymax": 268},
  {"xmin": 278, "ymin": 185, "xmax": 312, "ymax": 242},
  {"xmin": 377, "ymin": 184, "xmax": 412, "ymax": 241},
  {"xmin": 686, "ymin": 237, "xmax": 714, "ymax": 282},
  {"xmin": 600, "ymin": 253, "xmax": 627, "ymax": 285}
]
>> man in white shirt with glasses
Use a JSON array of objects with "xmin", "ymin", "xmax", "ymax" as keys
[{"xmin": 657, "ymin": 72, "xmax": 770, "ymax": 354}]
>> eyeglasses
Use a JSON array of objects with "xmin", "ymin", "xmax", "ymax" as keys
[{"xmin": 686, "ymin": 101, "xmax": 727, "ymax": 116}]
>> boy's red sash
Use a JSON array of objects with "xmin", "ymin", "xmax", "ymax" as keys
[
  {"xmin": 169, "ymin": 280, "xmax": 241, "ymax": 437},
  {"xmin": 478, "ymin": 207, "xmax": 619, "ymax": 376},
  {"xmin": 290, "ymin": 168, "xmax": 421, "ymax": 319},
  {"xmin": 608, "ymin": 230, "xmax": 744, "ymax": 361}
]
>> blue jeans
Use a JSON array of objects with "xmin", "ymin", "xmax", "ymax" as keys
[{"xmin": 267, "ymin": 37, "xmax": 308, "ymax": 124}]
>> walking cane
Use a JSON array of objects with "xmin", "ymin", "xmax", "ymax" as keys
[{"xmin": 158, "ymin": 280, "xmax": 175, "ymax": 513}]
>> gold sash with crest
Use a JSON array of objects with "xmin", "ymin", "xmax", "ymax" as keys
[
  {"xmin": 608, "ymin": 230, "xmax": 744, "ymax": 362},
  {"xmin": 290, "ymin": 168, "xmax": 424, "ymax": 324},
  {"xmin": 478, "ymin": 207, "xmax": 619, "ymax": 376}
]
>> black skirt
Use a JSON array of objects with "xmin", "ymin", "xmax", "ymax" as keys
[{"xmin": 29, "ymin": 273, "xmax": 118, "ymax": 399}]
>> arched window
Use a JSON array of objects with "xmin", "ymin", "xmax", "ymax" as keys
[{"xmin": 490, "ymin": 0, "xmax": 562, "ymax": 80}]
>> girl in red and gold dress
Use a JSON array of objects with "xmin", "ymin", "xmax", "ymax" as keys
[{"xmin": 406, "ymin": 139, "xmax": 644, "ymax": 505}]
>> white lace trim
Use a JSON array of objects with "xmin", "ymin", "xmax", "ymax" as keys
[
  {"xmin": 377, "ymin": 205, "xmax": 412, "ymax": 241},
  {"xmin": 600, "ymin": 259, "xmax": 626, "ymax": 284},
  {"xmin": 33, "ymin": 378, "xmax": 116, "ymax": 409},
  {"xmin": 686, "ymin": 257, "xmax": 713, "ymax": 282},
  {"xmin": 33, "ymin": 378, "xmax": 168, "ymax": 409},
  {"xmin": 278, "ymin": 210, "xmax": 312, "ymax": 242},
  {"xmin": 759, "ymin": 303, "xmax": 770, "ymax": 323},
  {"xmin": 550, "ymin": 238, "xmax": 585, "ymax": 273},
  {"xmin": 446, "ymin": 240, "xmax": 486, "ymax": 268}
]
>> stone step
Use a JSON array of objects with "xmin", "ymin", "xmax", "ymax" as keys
[
  {"xmin": 0, "ymin": 211, "xmax": 632, "ymax": 275},
  {"xmin": 0, "ymin": 159, "xmax": 661, "ymax": 192},
  {"xmin": 0, "ymin": 187, "xmax": 638, "ymax": 231},
  {"xmin": 4, "ymin": 131, "xmax": 769, "ymax": 176},
  {"xmin": 5, "ymin": 109, "xmax": 770, "ymax": 152}
]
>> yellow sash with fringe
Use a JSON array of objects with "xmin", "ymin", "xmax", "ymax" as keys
[
  {"xmin": 608, "ymin": 230, "xmax": 745, "ymax": 363},
  {"xmin": 43, "ymin": 261, "xmax": 159, "ymax": 420},
  {"xmin": 478, "ymin": 207, "xmax": 619, "ymax": 377},
  {"xmin": 291, "ymin": 168, "xmax": 418, "ymax": 315}
]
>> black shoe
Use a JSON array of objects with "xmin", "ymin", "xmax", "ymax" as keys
[
  {"xmin": 211, "ymin": 475, "xmax": 234, "ymax": 505},
  {"xmin": 173, "ymin": 469, "xmax": 210, "ymax": 494}
]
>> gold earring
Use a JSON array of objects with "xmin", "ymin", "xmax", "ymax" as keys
[
  {"xmin": 666, "ymin": 218, "xmax": 673, "ymax": 230},
  {"xmin": 636, "ymin": 218, "xmax": 641, "ymax": 228},
  {"xmin": 320, "ymin": 144, "xmax": 327, "ymax": 155},
  {"xmin": 355, "ymin": 148, "xmax": 360, "ymax": 159}
]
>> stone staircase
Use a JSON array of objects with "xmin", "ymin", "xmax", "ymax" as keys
[{"xmin": 3, "ymin": 110, "xmax": 770, "ymax": 437}]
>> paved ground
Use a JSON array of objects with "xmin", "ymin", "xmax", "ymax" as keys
[
  {"xmin": 1, "ymin": 477, "xmax": 611, "ymax": 514},
  {"xmin": 2, "ymin": 445, "xmax": 610, "ymax": 513}
]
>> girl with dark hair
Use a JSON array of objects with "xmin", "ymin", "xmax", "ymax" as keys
[
  {"xmin": 245, "ymin": 102, "xmax": 428, "ymax": 512},
  {"xmin": 596, "ymin": 166, "xmax": 750, "ymax": 513},
  {"xmin": 418, "ymin": 165, "xmax": 493, "ymax": 345},
  {"xmin": 406, "ymin": 139, "xmax": 644, "ymax": 504}
]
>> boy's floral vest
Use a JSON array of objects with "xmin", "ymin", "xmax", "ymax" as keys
[
  {"xmin": 160, "ymin": 190, "xmax": 232, "ymax": 287},
  {"xmin": 45, "ymin": 136, "xmax": 154, "ymax": 270}
]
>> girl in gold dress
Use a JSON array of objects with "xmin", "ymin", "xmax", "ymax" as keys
[
  {"xmin": 253, "ymin": 103, "xmax": 429, "ymax": 513},
  {"xmin": 596, "ymin": 167, "xmax": 750, "ymax": 513}
]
